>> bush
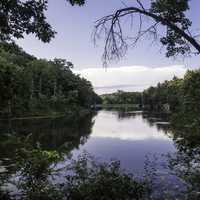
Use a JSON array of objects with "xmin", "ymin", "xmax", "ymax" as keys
[
  {"xmin": 64, "ymin": 153, "xmax": 148, "ymax": 200},
  {"xmin": 14, "ymin": 150, "xmax": 149, "ymax": 200}
]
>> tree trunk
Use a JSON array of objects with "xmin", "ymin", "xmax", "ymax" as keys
[
  {"xmin": 53, "ymin": 80, "xmax": 57, "ymax": 97},
  {"xmin": 7, "ymin": 99, "xmax": 12, "ymax": 117}
]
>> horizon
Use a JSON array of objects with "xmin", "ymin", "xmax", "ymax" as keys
[{"xmin": 73, "ymin": 65, "xmax": 187, "ymax": 94}]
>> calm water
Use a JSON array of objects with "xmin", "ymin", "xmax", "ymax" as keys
[
  {"xmin": 0, "ymin": 109, "xmax": 176, "ymax": 174},
  {"xmin": 1, "ymin": 109, "xmax": 198, "ymax": 199},
  {"xmin": 71, "ymin": 110, "xmax": 176, "ymax": 172}
]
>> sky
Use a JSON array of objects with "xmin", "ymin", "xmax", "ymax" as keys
[
  {"xmin": 16, "ymin": 0, "xmax": 200, "ymax": 94},
  {"xmin": 74, "ymin": 65, "xmax": 187, "ymax": 94}
]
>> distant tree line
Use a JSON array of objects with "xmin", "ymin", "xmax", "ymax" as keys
[
  {"xmin": 101, "ymin": 91, "xmax": 142, "ymax": 106},
  {"xmin": 102, "ymin": 70, "xmax": 200, "ymax": 115},
  {"xmin": 143, "ymin": 70, "xmax": 200, "ymax": 115},
  {"xmin": 142, "ymin": 76, "xmax": 182, "ymax": 112},
  {"xmin": 0, "ymin": 42, "xmax": 101, "ymax": 117}
]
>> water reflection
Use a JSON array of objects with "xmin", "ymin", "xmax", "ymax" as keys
[
  {"xmin": 166, "ymin": 113, "xmax": 200, "ymax": 198},
  {"xmin": 72, "ymin": 110, "xmax": 176, "ymax": 171},
  {"xmin": 91, "ymin": 111, "xmax": 171, "ymax": 141},
  {"xmin": 0, "ymin": 109, "xmax": 199, "ymax": 199},
  {"xmin": 0, "ymin": 113, "xmax": 96, "ymax": 173},
  {"xmin": 1, "ymin": 109, "xmax": 198, "ymax": 173}
]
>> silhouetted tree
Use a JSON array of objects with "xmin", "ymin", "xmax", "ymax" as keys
[
  {"xmin": 0, "ymin": 0, "xmax": 84, "ymax": 42},
  {"xmin": 94, "ymin": 0, "xmax": 200, "ymax": 64}
]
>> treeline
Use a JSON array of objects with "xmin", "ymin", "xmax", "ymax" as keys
[
  {"xmin": 101, "ymin": 70, "xmax": 200, "ymax": 117},
  {"xmin": 0, "ymin": 42, "xmax": 101, "ymax": 117},
  {"xmin": 143, "ymin": 70, "xmax": 200, "ymax": 116},
  {"xmin": 142, "ymin": 76, "xmax": 182, "ymax": 112},
  {"xmin": 101, "ymin": 90, "xmax": 142, "ymax": 105}
]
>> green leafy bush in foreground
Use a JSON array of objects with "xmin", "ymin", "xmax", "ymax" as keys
[
  {"xmin": 4, "ymin": 147, "xmax": 200, "ymax": 200},
  {"xmin": 13, "ymin": 149, "xmax": 149, "ymax": 200},
  {"xmin": 64, "ymin": 153, "xmax": 148, "ymax": 200},
  {"xmin": 16, "ymin": 148, "xmax": 62, "ymax": 200}
]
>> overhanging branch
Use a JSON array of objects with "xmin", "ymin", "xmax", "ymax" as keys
[{"xmin": 94, "ymin": 4, "xmax": 200, "ymax": 64}]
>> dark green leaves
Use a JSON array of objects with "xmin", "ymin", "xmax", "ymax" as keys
[
  {"xmin": 0, "ymin": 0, "xmax": 56, "ymax": 42},
  {"xmin": 0, "ymin": 0, "xmax": 86, "ymax": 42},
  {"xmin": 66, "ymin": 0, "xmax": 86, "ymax": 6},
  {"xmin": 151, "ymin": 0, "xmax": 192, "ymax": 57},
  {"xmin": 0, "ymin": 42, "xmax": 99, "ymax": 117}
]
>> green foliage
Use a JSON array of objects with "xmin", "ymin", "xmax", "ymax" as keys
[
  {"xmin": 66, "ymin": 0, "xmax": 85, "ymax": 6},
  {"xmin": 64, "ymin": 153, "xmax": 148, "ymax": 200},
  {"xmin": 150, "ymin": 0, "xmax": 192, "ymax": 56},
  {"xmin": 182, "ymin": 70, "xmax": 200, "ymax": 113},
  {"xmin": 143, "ymin": 76, "xmax": 183, "ymax": 112},
  {"xmin": 102, "ymin": 90, "xmax": 142, "ymax": 105},
  {"xmin": 0, "ymin": 0, "xmax": 86, "ymax": 42},
  {"xmin": 17, "ymin": 148, "xmax": 61, "ymax": 178},
  {"xmin": 16, "ymin": 148, "xmax": 63, "ymax": 200},
  {"xmin": 0, "ymin": 0, "xmax": 55, "ymax": 42},
  {"xmin": 168, "ymin": 148, "xmax": 200, "ymax": 200},
  {"xmin": 143, "ymin": 70, "xmax": 200, "ymax": 114},
  {"xmin": 14, "ymin": 151, "xmax": 149, "ymax": 200},
  {"xmin": 0, "ymin": 42, "xmax": 100, "ymax": 117}
]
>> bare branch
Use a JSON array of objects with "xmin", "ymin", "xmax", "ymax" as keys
[
  {"xmin": 94, "ymin": 5, "xmax": 200, "ymax": 65},
  {"xmin": 136, "ymin": 0, "xmax": 145, "ymax": 10}
]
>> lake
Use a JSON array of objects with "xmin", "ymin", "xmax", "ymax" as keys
[
  {"xmin": 2, "ymin": 109, "xmax": 198, "ymax": 199},
  {"xmin": 71, "ymin": 110, "xmax": 175, "ymax": 172},
  {"xmin": 0, "ymin": 109, "xmax": 176, "ymax": 174}
]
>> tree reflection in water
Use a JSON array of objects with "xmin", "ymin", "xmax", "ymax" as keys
[
  {"xmin": 0, "ymin": 110, "xmax": 200, "ymax": 199},
  {"xmin": 0, "ymin": 112, "xmax": 96, "ymax": 186},
  {"xmin": 144, "ymin": 111, "xmax": 200, "ymax": 199}
]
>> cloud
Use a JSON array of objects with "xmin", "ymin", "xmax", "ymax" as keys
[{"xmin": 73, "ymin": 65, "xmax": 187, "ymax": 94}]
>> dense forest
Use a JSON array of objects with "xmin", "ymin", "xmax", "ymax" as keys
[
  {"xmin": 0, "ymin": 42, "xmax": 101, "ymax": 117},
  {"xmin": 101, "ymin": 91, "xmax": 142, "ymax": 105},
  {"xmin": 0, "ymin": 0, "xmax": 200, "ymax": 199},
  {"xmin": 102, "ymin": 70, "xmax": 200, "ymax": 115},
  {"xmin": 143, "ymin": 70, "xmax": 200, "ymax": 118}
]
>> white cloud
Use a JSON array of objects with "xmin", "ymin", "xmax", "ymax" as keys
[{"xmin": 73, "ymin": 65, "xmax": 187, "ymax": 94}]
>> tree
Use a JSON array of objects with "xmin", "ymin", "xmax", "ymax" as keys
[
  {"xmin": 0, "ymin": 55, "xmax": 21, "ymax": 116},
  {"xmin": 94, "ymin": 0, "xmax": 200, "ymax": 64},
  {"xmin": 0, "ymin": 43, "xmax": 100, "ymax": 116},
  {"xmin": 0, "ymin": 0, "xmax": 85, "ymax": 42},
  {"xmin": 1, "ymin": 0, "xmax": 199, "ymax": 65},
  {"xmin": 182, "ymin": 70, "xmax": 200, "ymax": 113}
]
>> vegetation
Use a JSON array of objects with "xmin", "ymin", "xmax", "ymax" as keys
[
  {"xmin": 102, "ymin": 70, "xmax": 200, "ymax": 115},
  {"xmin": 16, "ymin": 148, "xmax": 61, "ymax": 200},
  {"xmin": 0, "ymin": 0, "xmax": 85, "ymax": 42},
  {"xmin": 0, "ymin": 42, "xmax": 100, "ymax": 117},
  {"xmin": 94, "ymin": 0, "xmax": 200, "ymax": 64},
  {"xmin": 142, "ymin": 70, "xmax": 200, "ymax": 115},
  {"xmin": 0, "ymin": 1, "xmax": 200, "ymax": 200},
  {"xmin": 101, "ymin": 90, "xmax": 142, "ymax": 106},
  {"xmin": 142, "ymin": 76, "xmax": 183, "ymax": 112},
  {"xmin": 1, "ymin": 1, "xmax": 199, "ymax": 64},
  {"xmin": 0, "ymin": 147, "xmax": 150, "ymax": 200},
  {"xmin": 63, "ymin": 153, "xmax": 148, "ymax": 200}
]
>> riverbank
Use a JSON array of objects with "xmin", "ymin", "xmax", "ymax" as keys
[
  {"xmin": 1, "ymin": 109, "xmax": 199, "ymax": 200},
  {"xmin": 0, "ymin": 107, "xmax": 94, "ymax": 121}
]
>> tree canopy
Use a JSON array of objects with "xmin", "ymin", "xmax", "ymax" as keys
[
  {"xmin": 0, "ymin": 0, "xmax": 84, "ymax": 42},
  {"xmin": 94, "ymin": 0, "xmax": 200, "ymax": 64},
  {"xmin": 0, "ymin": 0, "xmax": 200, "ymax": 61},
  {"xmin": 1, "ymin": 0, "xmax": 199, "ymax": 64},
  {"xmin": 0, "ymin": 42, "xmax": 100, "ymax": 117}
]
